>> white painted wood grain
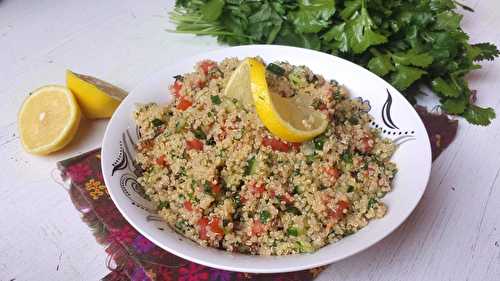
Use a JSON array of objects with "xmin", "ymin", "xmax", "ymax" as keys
[{"xmin": 0, "ymin": 0, "xmax": 498, "ymax": 280}]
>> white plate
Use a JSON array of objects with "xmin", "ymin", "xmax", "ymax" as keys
[{"xmin": 102, "ymin": 45, "xmax": 432, "ymax": 273}]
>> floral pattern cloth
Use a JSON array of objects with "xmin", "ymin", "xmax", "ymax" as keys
[
  {"xmin": 58, "ymin": 149, "xmax": 323, "ymax": 281},
  {"xmin": 57, "ymin": 107, "xmax": 451, "ymax": 281}
]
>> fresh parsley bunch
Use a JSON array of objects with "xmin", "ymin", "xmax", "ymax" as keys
[{"xmin": 171, "ymin": 0, "xmax": 499, "ymax": 125}]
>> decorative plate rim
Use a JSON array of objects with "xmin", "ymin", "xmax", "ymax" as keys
[{"xmin": 101, "ymin": 44, "xmax": 432, "ymax": 273}]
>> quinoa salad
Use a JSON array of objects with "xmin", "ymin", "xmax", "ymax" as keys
[{"xmin": 133, "ymin": 58, "xmax": 397, "ymax": 256}]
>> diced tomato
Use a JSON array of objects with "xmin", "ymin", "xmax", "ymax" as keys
[
  {"xmin": 200, "ymin": 60, "xmax": 215, "ymax": 75},
  {"xmin": 155, "ymin": 155, "xmax": 168, "ymax": 167},
  {"xmin": 177, "ymin": 98, "xmax": 192, "ymax": 111},
  {"xmin": 138, "ymin": 139, "xmax": 154, "ymax": 152},
  {"xmin": 196, "ymin": 80, "xmax": 206, "ymax": 88},
  {"xmin": 197, "ymin": 217, "xmax": 209, "ymax": 240},
  {"xmin": 218, "ymin": 127, "xmax": 227, "ymax": 141},
  {"xmin": 186, "ymin": 139, "xmax": 204, "ymax": 151},
  {"xmin": 251, "ymin": 183, "xmax": 266, "ymax": 194},
  {"xmin": 170, "ymin": 80, "xmax": 183, "ymax": 98},
  {"xmin": 281, "ymin": 193, "xmax": 294, "ymax": 204},
  {"xmin": 270, "ymin": 190, "xmax": 276, "ymax": 198},
  {"xmin": 183, "ymin": 201, "xmax": 193, "ymax": 211},
  {"xmin": 363, "ymin": 167, "xmax": 375, "ymax": 177},
  {"xmin": 208, "ymin": 217, "xmax": 224, "ymax": 236},
  {"xmin": 290, "ymin": 142, "xmax": 301, "ymax": 151},
  {"xmin": 261, "ymin": 136, "xmax": 300, "ymax": 152},
  {"xmin": 252, "ymin": 220, "xmax": 265, "ymax": 236},
  {"xmin": 329, "ymin": 200, "xmax": 350, "ymax": 220},
  {"xmin": 359, "ymin": 136, "xmax": 374, "ymax": 153},
  {"xmin": 211, "ymin": 182, "xmax": 222, "ymax": 194},
  {"xmin": 323, "ymin": 167, "xmax": 340, "ymax": 180}
]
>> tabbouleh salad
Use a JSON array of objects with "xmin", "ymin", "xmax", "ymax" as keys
[{"xmin": 133, "ymin": 58, "xmax": 397, "ymax": 256}]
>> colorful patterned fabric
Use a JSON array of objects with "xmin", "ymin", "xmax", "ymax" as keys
[
  {"xmin": 58, "ymin": 149, "xmax": 322, "ymax": 281},
  {"xmin": 56, "ymin": 107, "xmax": 451, "ymax": 280}
]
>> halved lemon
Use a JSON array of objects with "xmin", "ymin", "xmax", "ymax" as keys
[
  {"xmin": 226, "ymin": 58, "xmax": 328, "ymax": 142},
  {"xmin": 18, "ymin": 85, "xmax": 81, "ymax": 155},
  {"xmin": 66, "ymin": 70, "xmax": 127, "ymax": 119}
]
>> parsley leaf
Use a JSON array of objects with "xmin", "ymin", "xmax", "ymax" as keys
[
  {"xmin": 470, "ymin": 43, "xmax": 500, "ymax": 61},
  {"xmin": 200, "ymin": 0, "xmax": 224, "ymax": 21},
  {"xmin": 390, "ymin": 65, "xmax": 426, "ymax": 91},
  {"xmin": 431, "ymin": 77, "xmax": 460, "ymax": 98},
  {"xmin": 463, "ymin": 105, "xmax": 496, "ymax": 126},
  {"xmin": 392, "ymin": 49, "xmax": 434, "ymax": 68},
  {"xmin": 290, "ymin": 0, "xmax": 336, "ymax": 33},
  {"xmin": 344, "ymin": 1, "xmax": 387, "ymax": 54},
  {"xmin": 441, "ymin": 98, "xmax": 467, "ymax": 114},
  {"xmin": 435, "ymin": 11, "xmax": 463, "ymax": 30},
  {"xmin": 260, "ymin": 210, "xmax": 271, "ymax": 223},
  {"xmin": 171, "ymin": 0, "xmax": 498, "ymax": 125},
  {"xmin": 368, "ymin": 54, "xmax": 394, "ymax": 76}
]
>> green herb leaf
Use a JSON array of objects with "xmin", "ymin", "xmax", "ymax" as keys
[
  {"xmin": 210, "ymin": 95, "xmax": 222, "ymax": 105},
  {"xmin": 390, "ymin": 65, "xmax": 426, "ymax": 91},
  {"xmin": 260, "ymin": 210, "xmax": 271, "ymax": 223},
  {"xmin": 441, "ymin": 98, "xmax": 467, "ymax": 114},
  {"xmin": 340, "ymin": 0, "xmax": 361, "ymax": 20},
  {"xmin": 367, "ymin": 197, "xmax": 377, "ymax": 209},
  {"xmin": 392, "ymin": 49, "xmax": 434, "ymax": 68},
  {"xmin": 344, "ymin": 2, "xmax": 387, "ymax": 54},
  {"xmin": 435, "ymin": 11, "xmax": 463, "ymax": 30},
  {"xmin": 470, "ymin": 43, "xmax": 500, "ymax": 61},
  {"xmin": 286, "ymin": 206, "xmax": 302, "ymax": 215},
  {"xmin": 151, "ymin": 118, "xmax": 164, "ymax": 127},
  {"xmin": 175, "ymin": 220, "xmax": 188, "ymax": 231},
  {"xmin": 275, "ymin": 23, "xmax": 321, "ymax": 50},
  {"xmin": 157, "ymin": 201, "xmax": 170, "ymax": 210},
  {"xmin": 290, "ymin": 0, "xmax": 336, "ymax": 33},
  {"xmin": 170, "ymin": 0, "xmax": 498, "ymax": 125},
  {"xmin": 206, "ymin": 137, "xmax": 216, "ymax": 146},
  {"xmin": 266, "ymin": 63, "xmax": 285, "ymax": 76},
  {"xmin": 431, "ymin": 77, "xmax": 460, "ymax": 98},
  {"xmin": 203, "ymin": 181, "xmax": 212, "ymax": 194},
  {"xmin": 175, "ymin": 119, "xmax": 186, "ymax": 132},
  {"xmin": 200, "ymin": 0, "xmax": 225, "ymax": 21},
  {"xmin": 322, "ymin": 23, "xmax": 349, "ymax": 53},
  {"xmin": 367, "ymin": 54, "xmax": 394, "ymax": 76},
  {"xmin": 292, "ymin": 185, "xmax": 301, "ymax": 194},
  {"xmin": 193, "ymin": 128, "xmax": 207, "ymax": 140},
  {"xmin": 463, "ymin": 105, "xmax": 496, "ymax": 126},
  {"xmin": 341, "ymin": 151, "xmax": 352, "ymax": 164},
  {"xmin": 313, "ymin": 135, "xmax": 326, "ymax": 150},
  {"xmin": 287, "ymin": 227, "xmax": 299, "ymax": 236},
  {"xmin": 306, "ymin": 154, "xmax": 316, "ymax": 165},
  {"xmin": 244, "ymin": 156, "xmax": 256, "ymax": 176}
]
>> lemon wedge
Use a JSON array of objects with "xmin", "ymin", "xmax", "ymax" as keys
[
  {"xmin": 223, "ymin": 59, "xmax": 254, "ymax": 108},
  {"xmin": 18, "ymin": 85, "xmax": 81, "ymax": 155},
  {"xmin": 227, "ymin": 58, "xmax": 328, "ymax": 142},
  {"xmin": 66, "ymin": 70, "xmax": 127, "ymax": 119}
]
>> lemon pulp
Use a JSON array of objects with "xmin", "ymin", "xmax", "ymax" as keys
[{"xmin": 18, "ymin": 85, "xmax": 81, "ymax": 155}]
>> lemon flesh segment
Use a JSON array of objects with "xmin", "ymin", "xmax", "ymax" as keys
[
  {"xmin": 66, "ymin": 70, "xmax": 127, "ymax": 119},
  {"xmin": 248, "ymin": 58, "xmax": 328, "ymax": 143},
  {"xmin": 18, "ymin": 85, "xmax": 81, "ymax": 155},
  {"xmin": 223, "ymin": 59, "xmax": 253, "ymax": 108}
]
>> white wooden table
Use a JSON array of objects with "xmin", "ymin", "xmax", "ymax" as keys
[{"xmin": 1, "ymin": 0, "xmax": 499, "ymax": 280}]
